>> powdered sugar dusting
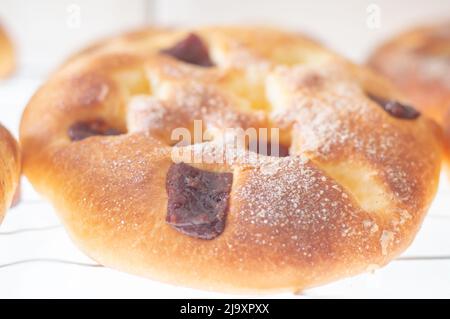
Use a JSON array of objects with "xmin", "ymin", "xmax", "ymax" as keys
[
  {"xmin": 231, "ymin": 155, "xmax": 380, "ymax": 258},
  {"xmin": 267, "ymin": 64, "xmax": 434, "ymax": 211},
  {"xmin": 380, "ymin": 230, "xmax": 395, "ymax": 256}
]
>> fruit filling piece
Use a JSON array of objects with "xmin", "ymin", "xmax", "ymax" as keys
[
  {"xmin": 68, "ymin": 119, "xmax": 122, "ymax": 141},
  {"xmin": 166, "ymin": 162, "xmax": 232, "ymax": 239},
  {"xmin": 161, "ymin": 33, "xmax": 215, "ymax": 67},
  {"xmin": 368, "ymin": 94, "xmax": 420, "ymax": 120}
]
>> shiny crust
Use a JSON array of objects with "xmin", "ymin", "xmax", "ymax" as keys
[
  {"xmin": 368, "ymin": 23, "xmax": 450, "ymax": 165},
  {"xmin": 0, "ymin": 23, "xmax": 14, "ymax": 78},
  {"xmin": 20, "ymin": 26, "xmax": 441, "ymax": 293},
  {"xmin": 0, "ymin": 124, "xmax": 20, "ymax": 223}
]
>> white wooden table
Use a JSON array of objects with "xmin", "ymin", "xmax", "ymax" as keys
[
  {"xmin": 1, "ymin": 0, "xmax": 450, "ymax": 298},
  {"xmin": 0, "ymin": 71, "xmax": 449, "ymax": 299}
]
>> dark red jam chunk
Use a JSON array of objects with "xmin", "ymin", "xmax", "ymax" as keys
[
  {"xmin": 271, "ymin": 143, "xmax": 290, "ymax": 157},
  {"xmin": 368, "ymin": 94, "xmax": 420, "ymax": 120},
  {"xmin": 252, "ymin": 141, "xmax": 290, "ymax": 157},
  {"xmin": 166, "ymin": 162, "xmax": 233, "ymax": 240},
  {"xmin": 68, "ymin": 119, "xmax": 122, "ymax": 141},
  {"xmin": 161, "ymin": 33, "xmax": 214, "ymax": 67}
]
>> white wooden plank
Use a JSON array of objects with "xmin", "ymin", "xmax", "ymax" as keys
[
  {"xmin": 305, "ymin": 260, "xmax": 450, "ymax": 299},
  {"xmin": 0, "ymin": 0, "xmax": 449, "ymax": 296}
]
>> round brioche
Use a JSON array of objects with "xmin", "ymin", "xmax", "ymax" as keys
[
  {"xmin": 0, "ymin": 124, "xmax": 20, "ymax": 223},
  {"xmin": 20, "ymin": 26, "xmax": 441, "ymax": 293},
  {"xmin": 368, "ymin": 23, "xmax": 450, "ymax": 169},
  {"xmin": 0, "ymin": 23, "xmax": 14, "ymax": 78}
]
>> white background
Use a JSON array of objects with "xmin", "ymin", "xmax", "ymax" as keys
[
  {"xmin": 0, "ymin": 0, "xmax": 449, "ymax": 73},
  {"xmin": 0, "ymin": 0, "xmax": 449, "ymax": 298}
]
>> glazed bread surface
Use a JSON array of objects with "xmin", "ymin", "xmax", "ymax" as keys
[{"xmin": 20, "ymin": 26, "xmax": 441, "ymax": 293}]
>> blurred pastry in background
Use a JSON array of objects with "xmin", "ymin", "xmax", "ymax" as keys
[
  {"xmin": 0, "ymin": 124, "xmax": 20, "ymax": 224},
  {"xmin": 368, "ymin": 22, "xmax": 450, "ymax": 169},
  {"xmin": 0, "ymin": 22, "xmax": 15, "ymax": 78}
]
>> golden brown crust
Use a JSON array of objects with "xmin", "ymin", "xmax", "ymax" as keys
[
  {"xmin": 368, "ymin": 23, "xmax": 450, "ymax": 167},
  {"xmin": 20, "ymin": 26, "xmax": 441, "ymax": 293},
  {"xmin": 0, "ymin": 23, "xmax": 15, "ymax": 78},
  {"xmin": 0, "ymin": 124, "xmax": 21, "ymax": 223}
]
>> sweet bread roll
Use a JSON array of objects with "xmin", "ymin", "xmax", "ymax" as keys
[
  {"xmin": 0, "ymin": 124, "xmax": 20, "ymax": 223},
  {"xmin": 20, "ymin": 26, "xmax": 441, "ymax": 293},
  {"xmin": 0, "ymin": 23, "xmax": 15, "ymax": 78},
  {"xmin": 368, "ymin": 23, "xmax": 450, "ymax": 169}
]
